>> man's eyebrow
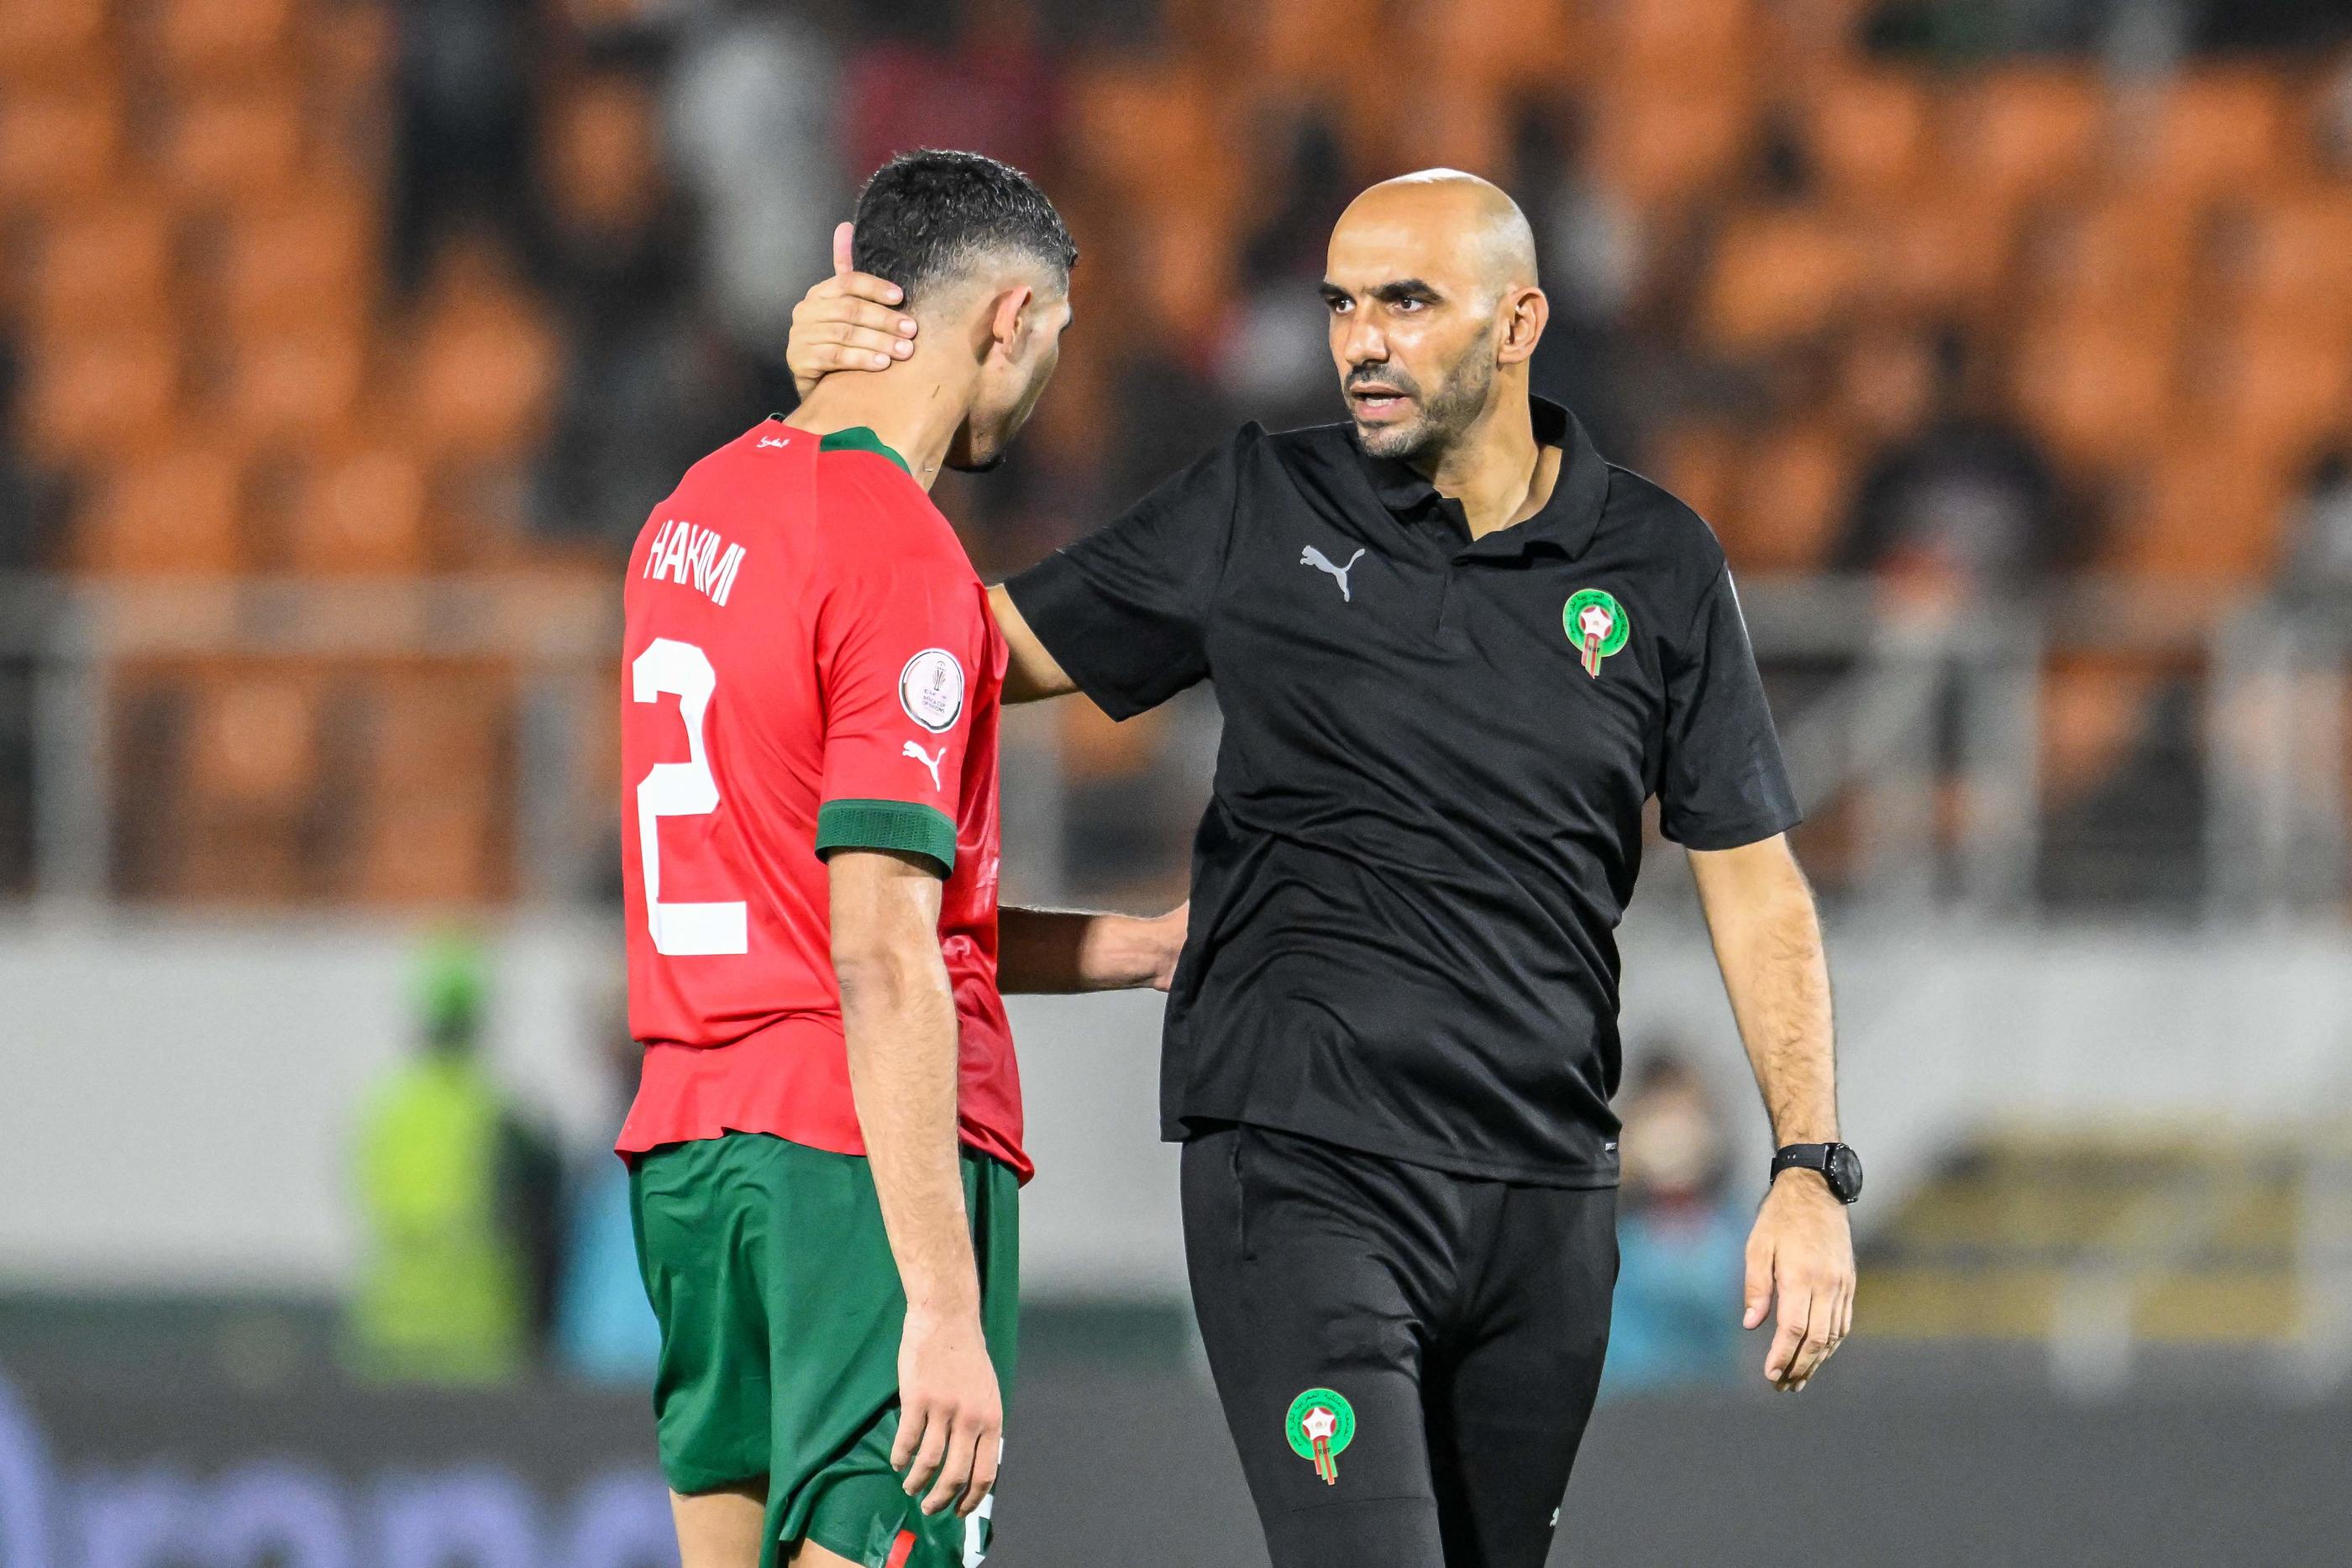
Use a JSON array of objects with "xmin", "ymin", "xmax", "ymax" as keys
[
  {"xmin": 1368, "ymin": 278, "xmax": 1441, "ymax": 303},
  {"xmin": 1316, "ymin": 281, "xmax": 1351, "ymax": 303}
]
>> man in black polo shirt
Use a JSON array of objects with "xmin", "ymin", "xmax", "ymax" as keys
[{"xmin": 787, "ymin": 170, "xmax": 1856, "ymax": 1568}]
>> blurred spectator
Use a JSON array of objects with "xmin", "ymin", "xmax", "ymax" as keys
[
  {"xmin": 1833, "ymin": 328, "xmax": 2075, "ymax": 603},
  {"xmin": 1217, "ymin": 114, "xmax": 1352, "ymax": 434},
  {"xmin": 1863, "ymin": 0, "xmax": 2110, "ymax": 58},
  {"xmin": 1602, "ymin": 1050, "xmax": 1746, "ymax": 1398},
  {"xmin": 663, "ymin": 0, "xmax": 846, "ymax": 366},
  {"xmin": 0, "ymin": 342, "xmax": 55, "ymax": 574},
  {"xmin": 387, "ymin": 0, "xmax": 545, "ymax": 294},
  {"xmin": 0, "ymin": 341, "xmax": 55, "ymax": 896},
  {"xmin": 841, "ymin": 0, "xmax": 1062, "ymax": 186},
  {"xmin": 347, "ymin": 937, "xmax": 561, "ymax": 1383},
  {"xmin": 533, "ymin": 66, "xmax": 750, "ymax": 550},
  {"xmin": 554, "ymin": 994, "xmax": 660, "ymax": 1385},
  {"xmin": 2281, "ymin": 448, "xmax": 2352, "ymax": 600},
  {"xmin": 1515, "ymin": 101, "xmax": 1644, "ymax": 459}
]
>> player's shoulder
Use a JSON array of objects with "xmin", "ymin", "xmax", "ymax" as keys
[
  {"xmin": 809, "ymin": 433, "xmax": 974, "ymax": 584},
  {"xmin": 1598, "ymin": 459, "xmax": 1731, "ymax": 582}
]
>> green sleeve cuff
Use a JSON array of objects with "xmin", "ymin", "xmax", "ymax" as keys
[{"xmin": 815, "ymin": 799, "xmax": 956, "ymax": 875}]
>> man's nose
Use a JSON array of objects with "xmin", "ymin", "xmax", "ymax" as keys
[{"xmin": 1338, "ymin": 313, "xmax": 1387, "ymax": 370}]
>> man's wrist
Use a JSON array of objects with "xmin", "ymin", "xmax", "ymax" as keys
[
  {"xmin": 904, "ymin": 1291, "xmax": 982, "ymax": 1327},
  {"xmin": 1082, "ymin": 913, "xmax": 1170, "ymax": 989},
  {"xmin": 1772, "ymin": 1166, "xmax": 1835, "ymax": 1199}
]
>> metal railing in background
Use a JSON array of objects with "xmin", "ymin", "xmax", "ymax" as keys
[
  {"xmin": 1746, "ymin": 578, "xmax": 2352, "ymax": 921},
  {"xmin": 1, "ymin": 574, "xmax": 2348, "ymax": 915}
]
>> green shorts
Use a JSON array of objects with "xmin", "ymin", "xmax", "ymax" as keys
[{"xmin": 630, "ymin": 1133, "xmax": 1020, "ymax": 1568}]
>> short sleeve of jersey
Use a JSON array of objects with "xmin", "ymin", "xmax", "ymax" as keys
[
  {"xmin": 811, "ymin": 522, "xmax": 989, "ymax": 877},
  {"xmin": 1657, "ymin": 563, "xmax": 1803, "ymax": 850},
  {"xmin": 1001, "ymin": 424, "xmax": 1252, "ymax": 720}
]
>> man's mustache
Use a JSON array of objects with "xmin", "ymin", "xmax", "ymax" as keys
[{"xmin": 1345, "ymin": 365, "xmax": 1419, "ymax": 397}]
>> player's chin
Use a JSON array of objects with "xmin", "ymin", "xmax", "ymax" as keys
[{"xmin": 947, "ymin": 448, "xmax": 1008, "ymax": 474}]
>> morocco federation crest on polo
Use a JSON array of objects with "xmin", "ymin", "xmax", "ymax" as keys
[
  {"xmin": 1564, "ymin": 587, "xmax": 1630, "ymax": 678},
  {"xmin": 1285, "ymin": 1387, "xmax": 1357, "ymax": 1485}
]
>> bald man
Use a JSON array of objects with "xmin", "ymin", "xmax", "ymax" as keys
[{"xmin": 787, "ymin": 171, "xmax": 1858, "ymax": 1568}]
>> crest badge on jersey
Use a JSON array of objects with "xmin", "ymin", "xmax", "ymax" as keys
[
  {"xmin": 1563, "ymin": 588, "xmax": 1630, "ymax": 678},
  {"xmin": 900, "ymin": 648, "xmax": 966, "ymax": 733},
  {"xmin": 1284, "ymin": 1387, "xmax": 1356, "ymax": 1485}
]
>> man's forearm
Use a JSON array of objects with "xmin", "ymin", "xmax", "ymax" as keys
[
  {"xmin": 1693, "ymin": 839, "xmax": 1838, "ymax": 1145},
  {"xmin": 999, "ymin": 905, "xmax": 1183, "ymax": 993},
  {"xmin": 837, "ymin": 939, "xmax": 979, "ymax": 1319}
]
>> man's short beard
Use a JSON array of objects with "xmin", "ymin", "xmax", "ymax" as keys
[{"xmin": 1352, "ymin": 343, "xmax": 1496, "ymax": 463}]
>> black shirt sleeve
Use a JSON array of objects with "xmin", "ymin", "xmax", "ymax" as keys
[
  {"xmin": 1001, "ymin": 426, "xmax": 1250, "ymax": 720},
  {"xmin": 1657, "ymin": 563, "xmax": 1803, "ymax": 850}
]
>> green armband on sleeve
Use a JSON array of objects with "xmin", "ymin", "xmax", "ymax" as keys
[{"xmin": 815, "ymin": 799, "xmax": 957, "ymax": 875}]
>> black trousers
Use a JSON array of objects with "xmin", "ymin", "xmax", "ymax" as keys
[{"xmin": 1181, "ymin": 1125, "xmax": 1617, "ymax": 1568}]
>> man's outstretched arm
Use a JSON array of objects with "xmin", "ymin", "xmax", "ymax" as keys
[
  {"xmin": 999, "ymin": 903, "xmax": 1186, "ymax": 994},
  {"xmin": 1688, "ymin": 832, "xmax": 1855, "ymax": 1393}
]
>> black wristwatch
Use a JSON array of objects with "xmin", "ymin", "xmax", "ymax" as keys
[{"xmin": 1772, "ymin": 1142, "xmax": 1863, "ymax": 1204}]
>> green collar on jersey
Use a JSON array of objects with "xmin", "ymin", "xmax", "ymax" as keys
[{"xmin": 816, "ymin": 425, "xmax": 913, "ymax": 476}]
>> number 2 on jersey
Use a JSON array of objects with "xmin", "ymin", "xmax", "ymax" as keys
[{"xmin": 632, "ymin": 637, "xmax": 748, "ymax": 956}]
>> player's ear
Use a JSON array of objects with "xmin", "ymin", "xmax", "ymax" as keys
[
  {"xmin": 1498, "ymin": 285, "xmax": 1547, "ymax": 365},
  {"xmin": 988, "ymin": 285, "xmax": 1035, "ymax": 357}
]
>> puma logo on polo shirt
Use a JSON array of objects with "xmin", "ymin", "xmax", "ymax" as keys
[{"xmin": 1300, "ymin": 544, "xmax": 1367, "ymax": 602}]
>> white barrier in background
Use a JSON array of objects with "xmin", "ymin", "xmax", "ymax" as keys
[{"xmin": 2, "ymin": 912, "xmax": 2348, "ymax": 1299}]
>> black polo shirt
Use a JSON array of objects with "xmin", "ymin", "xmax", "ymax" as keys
[{"xmin": 1005, "ymin": 396, "xmax": 1799, "ymax": 1185}]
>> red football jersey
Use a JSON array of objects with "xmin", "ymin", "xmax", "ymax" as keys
[{"xmin": 616, "ymin": 418, "xmax": 1025, "ymax": 1180}]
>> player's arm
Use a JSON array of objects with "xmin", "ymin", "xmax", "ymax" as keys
[
  {"xmin": 828, "ymin": 847, "xmax": 1001, "ymax": 1519},
  {"xmin": 998, "ymin": 902, "xmax": 1187, "ymax": 993},
  {"xmin": 987, "ymin": 583, "xmax": 1078, "ymax": 704},
  {"xmin": 1688, "ymin": 834, "xmax": 1854, "ymax": 1394}
]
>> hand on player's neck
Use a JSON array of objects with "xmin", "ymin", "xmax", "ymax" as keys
[
  {"xmin": 791, "ymin": 346, "xmax": 979, "ymax": 494},
  {"xmin": 1422, "ymin": 366, "xmax": 1557, "ymax": 539}
]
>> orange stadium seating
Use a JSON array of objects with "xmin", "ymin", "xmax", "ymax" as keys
[
  {"xmin": 0, "ymin": 0, "xmax": 113, "ymax": 83},
  {"xmin": 79, "ymin": 441, "xmax": 249, "ymax": 576},
  {"xmin": 150, "ymin": 0, "xmax": 302, "ymax": 83},
  {"xmin": 1799, "ymin": 70, "xmax": 1935, "ymax": 207},
  {"xmin": 158, "ymin": 86, "xmax": 312, "ymax": 214},
  {"xmin": 172, "ymin": 667, "xmax": 324, "ymax": 901},
  {"xmin": 281, "ymin": 445, "xmax": 435, "ymax": 576},
  {"xmin": 1941, "ymin": 66, "xmax": 2108, "ymax": 212},
  {"xmin": 8, "ymin": 0, "xmax": 2349, "ymax": 905},
  {"xmin": 0, "ymin": 81, "xmax": 127, "ymax": 212}
]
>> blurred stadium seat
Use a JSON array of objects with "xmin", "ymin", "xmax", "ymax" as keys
[
  {"xmin": 0, "ymin": 80, "xmax": 126, "ymax": 211},
  {"xmin": 157, "ymin": 85, "xmax": 312, "ymax": 215},
  {"xmin": 79, "ymin": 439, "xmax": 249, "ymax": 576},
  {"xmin": 150, "ymin": 0, "xmax": 300, "ymax": 83},
  {"xmin": 281, "ymin": 443, "xmax": 434, "ymax": 575}
]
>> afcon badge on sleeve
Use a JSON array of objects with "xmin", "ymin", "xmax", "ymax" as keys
[
  {"xmin": 1284, "ymin": 1387, "xmax": 1356, "ymax": 1486},
  {"xmin": 899, "ymin": 648, "xmax": 966, "ymax": 733},
  {"xmin": 1563, "ymin": 588, "xmax": 1630, "ymax": 679}
]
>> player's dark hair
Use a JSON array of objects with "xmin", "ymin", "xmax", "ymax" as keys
[{"xmin": 851, "ymin": 149, "xmax": 1077, "ymax": 307}]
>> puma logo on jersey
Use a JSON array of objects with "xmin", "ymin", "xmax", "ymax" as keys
[
  {"xmin": 1300, "ymin": 545, "xmax": 1367, "ymax": 602},
  {"xmin": 902, "ymin": 740, "xmax": 946, "ymax": 790},
  {"xmin": 643, "ymin": 517, "xmax": 748, "ymax": 607},
  {"xmin": 756, "ymin": 435, "xmax": 790, "ymax": 448}
]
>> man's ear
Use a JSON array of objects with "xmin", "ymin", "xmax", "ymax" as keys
[
  {"xmin": 1499, "ymin": 286, "xmax": 1548, "ymax": 366},
  {"xmin": 988, "ymin": 285, "xmax": 1036, "ymax": 355}
]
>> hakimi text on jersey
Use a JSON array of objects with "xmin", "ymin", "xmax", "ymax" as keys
[{"xmin": 642, "ymin": 517, "xmax": 747, "ymax": 607}]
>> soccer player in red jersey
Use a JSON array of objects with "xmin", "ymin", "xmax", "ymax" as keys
[{"xmin": 619, "ymin": 151, "xmax": 1183, "ymax": 1568}]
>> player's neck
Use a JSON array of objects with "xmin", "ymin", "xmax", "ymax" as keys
[
  {"xmin": 791, "ymin": 364, "xmax": 975, "ymax": 492},
  {"xmin": 1421, "ymin": 375, "xmax": 1554, "ymax": 539}
]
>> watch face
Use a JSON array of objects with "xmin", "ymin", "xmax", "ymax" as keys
[{"xmin": 1828, "ymin": 1145, "xmax": 1864, "ymax": 1204}]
